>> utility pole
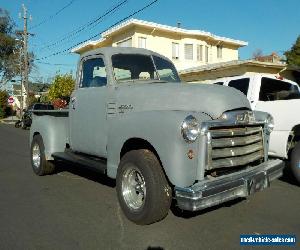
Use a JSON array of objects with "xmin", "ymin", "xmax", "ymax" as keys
[
  {"xmin": 20, "ymin": 4, "xmax": 32, "ymax": 108},
  {"xmin": 19, "ymin": 46, "xmax": 24, "ymax": 117}
]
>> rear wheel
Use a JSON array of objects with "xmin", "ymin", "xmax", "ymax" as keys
[
  {"xmin": 30, "ymin": 134, "xmax": 55, "ymax": 175},
  {"xmin": 290, "ymin": 142, "xmax": 300, "ymax": 185},
  {"xmin": 116, "ymin": 149, "xmax": 172, "ymax": 225}
]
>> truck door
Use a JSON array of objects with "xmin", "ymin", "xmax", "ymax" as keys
[
  {"xmin": 255, "ymin": 77, "xmax": 297, "ymax": 127},
  {"xmin": 69, "ymin": 55, "xmax": 108, "ymax": 157}
]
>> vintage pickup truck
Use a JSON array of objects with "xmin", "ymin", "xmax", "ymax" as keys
[
  {"xmin": 30, "ymin": 47, "xmax": 284, "ymax": 224},
  {"xmin": 211, "ymin": 73, "xmax": 300, "ymax": 184}
]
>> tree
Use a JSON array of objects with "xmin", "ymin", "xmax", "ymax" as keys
[
  {"xmin": 0, "ymin": 8, "xmax": 20, "ymax": 82},
  {"xmin": 0, "ymin": 89, "xmax": 8, "ymax": 107},
  {"xmin": 47, "ymin": 73, "xmax": 75, "ymax": 101},
  {"xmin": 0, "ymin": 90, "xmax": 8, "ymax": 118},
  {"xmin": 252, "ymin": 49, "xmax": 263, "ymax": 60},
  {"xmin": 0, "ymin": 8, "xmax": 35, "ymax": 85},
  {"xmin": 39, "ymin": 94, "xmax": 50, "ymax": 103},
  {"xmin": 27, "ymin": 92, "xmax": 39, "ymax": 106},
  {"xmin": 0, "ymin": 105, "xmax": 4, "ymax": 118},
  {"xmin": 285, "ymin": 35, "xmax": 300, "ymax": 67}
]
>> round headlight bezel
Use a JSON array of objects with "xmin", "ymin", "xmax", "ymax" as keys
[
  {"xmin": 265, "ymin": 114, "xmax": 274, "ymax": 134},
  {"xmin": 181, "ymin": 115, "xmax": 200, "ymax": 143}
]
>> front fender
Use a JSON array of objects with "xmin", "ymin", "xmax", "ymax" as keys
[{"xmin": 106, "ymin": 111, "xmax": 212, "ymax": 188}]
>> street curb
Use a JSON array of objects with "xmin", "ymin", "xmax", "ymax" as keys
[{"xmin": 0, "ymin": 120, "xmax": 19, "ymax": 125}]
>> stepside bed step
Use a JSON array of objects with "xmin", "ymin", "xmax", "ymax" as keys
[{"xmin": 52, "ymin": 150, "xmax": 107, "ymax": 174}]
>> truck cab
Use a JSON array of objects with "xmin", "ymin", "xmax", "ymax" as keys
[
  {"xmin": 30, "ymin": 48, "xmax": 284, "ymax": 224},
  {"xmin": 211, "ymin": 73, "xmax": 300, "ymax": 183}
]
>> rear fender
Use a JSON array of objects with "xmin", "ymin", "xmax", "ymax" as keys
[{"xmin": 30, "ymin": 114, "xmax": 69, "ymax": 160}]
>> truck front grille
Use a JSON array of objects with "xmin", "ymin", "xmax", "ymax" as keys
[{"xmin": 208, "ymin": 126, "xmax": 264, "ymax": 170}]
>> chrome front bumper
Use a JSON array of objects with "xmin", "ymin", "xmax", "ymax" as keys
[{"xmin": 175, "ymin": 159, "xmax": 284, "ymax": 211}]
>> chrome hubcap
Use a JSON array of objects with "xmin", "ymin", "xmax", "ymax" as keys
[
  {"xmin": 32, "ymin": 143, "xmax": 41, "ymax": 169},
  {"xmin": 122, "ymin": 165, "xmax": 146, "ymax": 211}
]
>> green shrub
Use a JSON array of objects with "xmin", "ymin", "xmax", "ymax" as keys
[
  {"xmin": 5, "ymin": 106, "xmax": 12, "ymax": 116},
  {"xmin": 0, "ymin": 106, "xmax": 5, "ymax": 119}
]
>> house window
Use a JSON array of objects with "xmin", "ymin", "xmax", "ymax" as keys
[
  {"xmin": 184, "ymin": 44, "xmax": 193, "ymax": 60},
  {"xmin": 116, "ymin": 38, "xmax": 132, "ymax": 47},
  {"xmin": 205, "ymin": 46, "xmax": 209, "ymax": 63},
  {"xmin": 138, "ymin": 37, "xmax": 146, "ymax": 48},
  {"xmin": 172, "ymin": 42, "xmax": 179, "ymax": 59},
  {"xmin": 217, "ymin": 45, "xmax": 223, "ymax": 59},
  {"xmin": 197, "ymin": 45, "xmax": 203, "ymax": 61}
]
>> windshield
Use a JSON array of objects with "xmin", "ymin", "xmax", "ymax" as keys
[
  {"xmin": 259, "ymin": 77, "xmax": 300, "ymax": 101},
  {"xmin": 111, "ymin": 54, "xmax": 180, "ymax": 83},
  {"xmin": 152, "ymin": 55, "xmax": 180, "ymax": 82}
]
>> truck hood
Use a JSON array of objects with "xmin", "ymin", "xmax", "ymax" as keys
[{"xmin": 115, "ymin": 82, "xmax": 251, "ymax": 119}]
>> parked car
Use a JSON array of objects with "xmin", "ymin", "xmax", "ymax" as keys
[
  {"xmin": 15, "ymin": 103, "xmax": 54, "ymax": 129},
  {"xmin": 29, "ymin": 47, "xmax": 283, "ymax": 224},
  {"xmin": 211, "ymin": 73, "xmax": 300, "ymax": 184}
]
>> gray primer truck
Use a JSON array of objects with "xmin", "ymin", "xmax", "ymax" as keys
[{"xmin": 30, "ymin": 47, "xmax": 284, "ymax": 224}]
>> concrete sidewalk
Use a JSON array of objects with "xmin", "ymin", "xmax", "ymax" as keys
[{"xmin": 0, "ymin": 116, "xmax": 20, "ymax": 125}]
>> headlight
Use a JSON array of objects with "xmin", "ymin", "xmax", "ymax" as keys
[
  {"xmin": 181, "ymin": 115, "xmax": 200, "ymax": 143},
  {"xmin": 265, "ymin": 114, "xmax": 274, "ymax": 134}
]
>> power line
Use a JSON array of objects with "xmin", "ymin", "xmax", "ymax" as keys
[
  {"xmin": 35, "ymin": 0, "xmax": 159, "ymax": 61},
  {"xmin": 37, "ymin": 61, "xmax": 74, "ymax": 66},
  {"xmin": 37, "ymin": 0, "xmax": 129, "ymax": 52},
  {"xmin": 29, "ymin": 0, "xmax": 76, "ymax": 30}
]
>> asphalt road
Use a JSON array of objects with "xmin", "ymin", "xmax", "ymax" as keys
[{"xmin": 0, "ymin": 124, "xmax": 299, "ymax": 250}]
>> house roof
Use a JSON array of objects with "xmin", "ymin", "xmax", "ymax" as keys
[
  {"xmin": 179, "ymin": 60, "xmax": 286, "ymax": 76},
  {"xmin": 72, "ymin": 19, "xmax": 248, "ymax": 53}
]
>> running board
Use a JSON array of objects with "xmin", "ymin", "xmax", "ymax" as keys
[{"xmin": 52, "ymin": 150, "xmax": 107, "ymax": 174}]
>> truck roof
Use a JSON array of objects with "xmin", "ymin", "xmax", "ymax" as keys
[
  {"xmin": 80, "ymin": 46, "xmax": 171, "ymax": 62},
  {"xmin": 208, "ymin": 73, "xmax": 298, "ymax": 86}
]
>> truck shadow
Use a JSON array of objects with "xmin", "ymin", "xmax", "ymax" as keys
[
  {"xmin": 170, "ymin": 197, "xmax": 245, "ymax": 219},
  {"xmin": 55, "ymin": 161, "xmax": 116, "ymax": 188}
]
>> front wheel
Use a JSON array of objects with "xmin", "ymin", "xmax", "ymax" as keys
[
  {"xmin": 116, "ymin": 149, "xmax": 172, "ymax": 225},
  {"xmin": 30, "ymin": 134, "xmax": 56, "ymax": 176},
  {"xmin": 291, "ymin": 142, "xmax": 300, "ymax": 185}
]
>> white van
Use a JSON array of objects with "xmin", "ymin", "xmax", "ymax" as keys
[{"xmin": 211, "ymin": 73, "xmax": 300, "ymax": 184}]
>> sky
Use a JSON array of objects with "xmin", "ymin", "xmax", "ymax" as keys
[{"xmin": 1, "ymin": 0, "xmax": 300, "ymax": 83}]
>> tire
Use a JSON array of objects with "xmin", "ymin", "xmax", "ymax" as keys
[
  {"xmin": 290, "ymin": 142, "xmax": 300, "ymax": 185},
  {"xmin": 116, "ymin": 149, "xmax": 172, "ymax": 225},
  {"xmin": 15, "ymin": 120, "xmax": 21, "ymax": 128},
  {"xmin": 30, "ymin": 134, "xmax": 55, "ymax": 176},
  {"xmin": 21, "ymin": 120, "xmax": 27, "ymax": 130}
]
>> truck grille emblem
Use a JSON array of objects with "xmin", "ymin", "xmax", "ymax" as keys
[{"xmin": 236, "ymin": 111, "xmax": 255, "ymax": 124}]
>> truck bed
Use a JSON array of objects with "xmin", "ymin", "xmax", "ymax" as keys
[
  {"xmin": 30, "ymin": 109, "xmax": 70, "ymax": 161},
  {"xmin": 32, "ymin": 109, "xmax": 69, "ymax": 117}
]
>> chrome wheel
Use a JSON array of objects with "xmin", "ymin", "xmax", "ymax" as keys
[
  {"xmin": 122, "ymin": 165, "xmax": 146, "ymax": 211},
  {"xmin": 32, "ymin": 143, "xmax": 41, "ymax": 169}
]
